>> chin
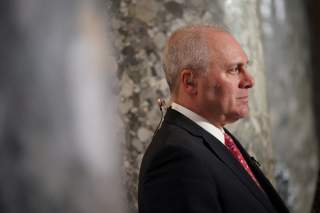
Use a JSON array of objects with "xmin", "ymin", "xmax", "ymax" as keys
[
  {"xmin": 238, "ymin": 105, "xmax": 249, "ymax": 116},
  {"xmin": 230, "ymin": 109, "xmax": 249, "ymax": 121},
  {"xmin": 239, "ymin": 111, "xmax": 249, "ymax": 118},
  {"xmin": 225, "ymin": 106, "xmax": 250, "ymax": 123}
]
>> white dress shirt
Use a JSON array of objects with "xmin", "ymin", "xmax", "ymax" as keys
[{"xmin": 171, "ymin": 102, "xmax": 225, "ymax": 145}]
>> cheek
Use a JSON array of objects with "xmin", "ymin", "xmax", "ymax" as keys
[
  {"xmin": 208, "ymin": 84, "xmax": 226, "ymax": 104},
  {"xmin": 206, "ymin": 80, "xmax": 237, "ymax": 105},
  {"xmin": 213, "ymin": 84, "xmax": 222, "ymax": 96},
  {"xmin": 215, "ymin": 84, "xmax": 234, "ymax": 101}
]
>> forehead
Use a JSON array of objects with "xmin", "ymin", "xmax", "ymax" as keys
[{"xmin": 206, "ymin": 31, "xmax": 248, "ymax": 64}]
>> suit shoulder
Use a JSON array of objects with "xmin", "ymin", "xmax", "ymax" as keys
[
  {"xmin": 147, "ymin": 122, "xmax": 206, "ymax": 156},
  {"xmin": 140, "ymin": 123, "xmax": 210, "ymax": 178}
]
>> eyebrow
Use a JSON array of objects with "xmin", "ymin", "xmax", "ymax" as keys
[{"xmin": 227, "ymin": 60, "xmax": 250, "ymax": 68}]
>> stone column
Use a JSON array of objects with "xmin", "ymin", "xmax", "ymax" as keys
[
  {"xmin": 110, "ymin": 0, "xmax": 274, "ymax": 211},
  {"xmin": 260, "ymin": 0, "xmax": 318, "ymax": 212}
]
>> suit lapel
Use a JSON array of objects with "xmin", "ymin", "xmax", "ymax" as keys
[
  {"xmin": 201, "ymin": 129, "xmax": 276, "ymax": 212},
  {"xmin": 227, "ymin": 129, "xmax": 290, "ymax": 213},
  {"xmin": 163, "ymin": 108, "xmax": 276, "ymax": 212}
]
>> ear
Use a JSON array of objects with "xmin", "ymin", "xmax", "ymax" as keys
[{"xmin": 180, "ymin": 69, "xmax": 197, "ymax": 94}]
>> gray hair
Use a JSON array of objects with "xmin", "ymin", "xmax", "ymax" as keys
[{"xmin": 162, "ymin": 24, "xmax": 228, "ymax": 93}]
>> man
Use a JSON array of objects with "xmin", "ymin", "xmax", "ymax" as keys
[{"xmin": 138, "ymin": 25, "xmax": 289, "ymax": 213}]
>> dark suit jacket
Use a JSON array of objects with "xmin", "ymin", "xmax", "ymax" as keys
[{"xmin": 138, "ymin": 108, "xmax": 289, "ymax": 213}]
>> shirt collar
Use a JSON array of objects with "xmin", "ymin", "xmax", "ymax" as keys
[{"xmin": 171, "ymin": 102, "xmax": 225, "ymax": 145}]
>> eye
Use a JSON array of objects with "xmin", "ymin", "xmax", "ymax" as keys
[{"xmin": 228, "ymin": 66, "xmax": 240, "ymax": 74}]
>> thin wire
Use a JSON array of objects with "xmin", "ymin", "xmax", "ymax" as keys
[{"xmin": 152, "ymin": 99, "xmax": 166, "ymax": 138}]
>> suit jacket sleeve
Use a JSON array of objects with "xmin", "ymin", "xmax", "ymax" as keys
[{"xmin": 139, "ymin": 142, "xmax": 223, "ymax": 213}]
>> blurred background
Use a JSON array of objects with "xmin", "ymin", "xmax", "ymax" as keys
[{"xmin": 1, "ymin": 0, "xmax": 320, "ymax": 213}]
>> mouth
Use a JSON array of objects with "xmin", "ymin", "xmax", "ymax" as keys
[
  {"xmin": 237, "ymin": 96, "xmax": 248, "ymax": 100},
  {"xmin": 237, "ymin": 96, "xmax": 249, "ymax": 103}
]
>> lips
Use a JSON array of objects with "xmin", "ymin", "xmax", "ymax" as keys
[
  {"xmin": 237, "ymin": 96, "xmax": 248, "ymax": 103},
  {"xmin": 237, "ymin": 96, "xmax": 248, "ymax": 100}
]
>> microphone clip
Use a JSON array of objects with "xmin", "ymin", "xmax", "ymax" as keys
[
  {"xmin": 250, "ymin": 156, "xmax": 261, "ymax": 167},
  {"xmin": 157, "ymin": 98, "xmax": 167, "ymax": 112}
]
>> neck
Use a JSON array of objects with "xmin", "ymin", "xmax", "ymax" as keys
[{"xmin": 172, "ymin": 99, "xmax": 226, "ymax": 128}]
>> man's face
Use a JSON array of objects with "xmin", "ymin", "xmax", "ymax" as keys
[{"xmin": 196, "ymin": 31, "xmax": 254, "ymax": 126}]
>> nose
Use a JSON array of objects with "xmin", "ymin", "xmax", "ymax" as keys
[{"xmin": 239, "ymin": 71, "xmax": 254, "ymax": 89}]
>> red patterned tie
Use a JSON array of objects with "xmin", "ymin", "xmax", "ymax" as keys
[{"xmin": 224, "ymin": 133, "xmax": 261, "ymax": 188}]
